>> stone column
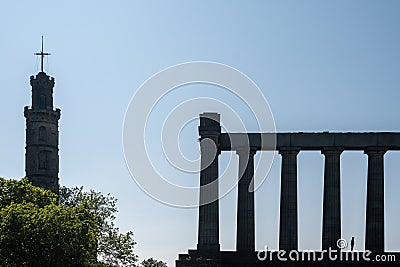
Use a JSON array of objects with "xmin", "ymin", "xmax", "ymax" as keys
[
  {"xmin": 236, "ymin": 149, "xmax": 256, "ymax": 252},
  {"xmin": 322, "ymin": 149, "xmax": 343, "ymax": 250},
  {"xmin": 365, "ymin": 148, "xmax": 386, "ymax": 253},
  {"xmin": 279, "ymin": 148, "xmax": 299, "ymax": 251},
  {"xmin": 197, "ymin": 113, "xmax": 221, "ymax": 253}
]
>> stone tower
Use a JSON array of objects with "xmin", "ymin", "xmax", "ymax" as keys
[{"xmin": 24, "ymin": 38, "xmax": 60, "ymax": 193}]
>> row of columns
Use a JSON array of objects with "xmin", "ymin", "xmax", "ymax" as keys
[
  {"xmin": 278, "ymin": 148, "xmax": 385, "ymax": 252},
  {"xmin": 197, "ymin": 114, "xmax": 385, "ymax": 254}
]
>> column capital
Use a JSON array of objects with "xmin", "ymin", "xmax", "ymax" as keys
[
  {"xmin": 278, "ymin": 147, "xmax": 300, "ymax": 155},
  {"xmin": 364, "ymin": 147, "xmax": 387, "ymax": 156},
  {"xmin": 236, "ymin": 147, "xmax": 257, "ymax": 156},
  {"xmin": 321, "ymin": 147, "xmax": 344, "ymax": 156},
  {"xmin": 198, "ymin": 134, "xmax": 220, "ymax": 140}
]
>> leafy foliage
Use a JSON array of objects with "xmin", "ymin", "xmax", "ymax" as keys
[
  {"xmin": 59, "ymin": 186, "xmax": 138, "ymax": 266},
  {"xmin": 0, "ymin": 178, "xmax": 97, "ymax": 266},
  {"xmin": 0, "ymin": 177, "xmax": 138, "ymax": 267},
  {"xmin": 0, "ymin": 177, "xmax": 56, "ymax": 209},
  {"xmin": 140, "ymin": 258, "xmax": 168, "ymax": 267}
]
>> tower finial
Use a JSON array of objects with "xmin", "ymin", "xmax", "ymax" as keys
[{"xmin": 34, "ymin": 36, "xmax": 51, "ymax": 73}]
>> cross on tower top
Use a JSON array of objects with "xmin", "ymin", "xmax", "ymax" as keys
[{"xmin": 34, "ymin": 36, "xmax": 51, "ymax": 73}]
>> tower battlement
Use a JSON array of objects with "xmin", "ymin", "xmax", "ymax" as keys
[
  {"xmin": 24, "ymin": 106, "xmax": 61, "ymax": 122},
  {"xmin": 30, "ymin": 72, "xmax": 55, "ymax": 88}
]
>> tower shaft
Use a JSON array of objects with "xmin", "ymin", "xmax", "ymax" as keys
[{"xmin": 24, "ymin": 72, "xmax": 60, "ymax": 193}]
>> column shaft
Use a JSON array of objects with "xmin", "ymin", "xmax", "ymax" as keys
[
  {"xmin": 365, "ymin": 149, "xmax": 385, "ymax": 253},
  {"xmin": 236, "ymin": 149, "xmax": 256, "ymax": 252},
  {"xmin": 322, "ymin": 149, "xmax": 342, "ymax": 250},
  {"xmin": 197, "ymin": 113, "xmax": 221, "ymax": 253},
  {"xmin": 279, "ymin": 149, "xmax": 299, "ymax": 251}
]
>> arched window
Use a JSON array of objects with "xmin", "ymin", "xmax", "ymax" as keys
[
  {"xmin": 39, "ymin": 126, "xmax": 47, "ymax": 142},
  {"xmin": 40, "ymin": 94, "xmax": 46, "ymax": 109},
  {"xmin": 38, "ymin": 151, "xmax": 47, "ymax": 169}
]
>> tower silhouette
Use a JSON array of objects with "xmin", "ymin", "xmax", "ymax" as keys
[{"xmin": 24, "ymin": 37, "xmax": 60, "ymax": 193}]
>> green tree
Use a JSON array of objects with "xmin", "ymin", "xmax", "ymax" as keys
[
  {"xmin": 0, "ymin": 178, "xmax": 138, "ymax": 267},
  {"xmin": 59, "ymin": 186, "xmax": 137, "ymax": 267},
  {"xmin": 140, "ymin": 258, "xmax": 168, "ymax": 267},
  {"xmin": 0, "ymin": 178, "xmax": 97, "ymax": 267},
  {"xmin": 0, "ymin": 177, "xmax": 55, "ymax": 209}
]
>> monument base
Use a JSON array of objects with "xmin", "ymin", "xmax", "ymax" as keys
[{"xmin": 176, "ymin": 250, "xmax": 399, "ymax": 267}]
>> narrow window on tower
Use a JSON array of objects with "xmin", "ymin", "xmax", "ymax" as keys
[
  {"xmin": 39, "ymin": 126, "xmax": 47, "ymax": 142},
  {"xmin": 38, "ymin": 151, "xmax": 47, "ymax": 169},
  {"xmin": 40, "ymin": 94, "xmax": 46, "ymax": 109}
]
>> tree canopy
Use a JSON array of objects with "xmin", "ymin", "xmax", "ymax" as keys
[
  {"xmin": 140, "ymin": 258, "xmax": 168, "ymax": 267},
  {"xmin": 59, "ymin": 186, "xmax": 138, "ymax": 266},
  {"xmin": 0, "ymin": 177, "xmax": 138, "ymax": 267}
]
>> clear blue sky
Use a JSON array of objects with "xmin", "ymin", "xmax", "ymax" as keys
[{"xmin": 1, "ymin": 1, "xmax": 400, "ymax": 266}]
